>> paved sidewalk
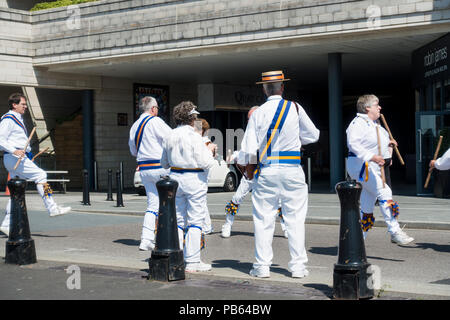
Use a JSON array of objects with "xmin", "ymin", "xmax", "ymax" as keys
[
  {"xmin": 6, "ymin": 187, "xmax": 448, "ymax": 231},
  {"xmin": 1, "ymin": 188, "xmax": 450, "ymax": 299}
]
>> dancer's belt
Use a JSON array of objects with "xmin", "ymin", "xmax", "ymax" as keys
[
  {"xmin": 348, "ymin": 152, "xmax": 368, "ymax": 182},
  {"xmin": 137, "ymin": 160, "xmax": 162, "ymax": 170},
  {"xmin": 4, "ymin": 151, "xmax": 33, "ymax": 160},
  {"xmin": 170, "ymin": 167, "xmax": 204, "ymax": 173}
]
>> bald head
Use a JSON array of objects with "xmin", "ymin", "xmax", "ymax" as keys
[{"xmin": 248, "ymin": 106, "xmax": 258, "ymax": 119}]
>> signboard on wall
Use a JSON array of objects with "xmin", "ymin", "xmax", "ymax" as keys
[
  {"xmin": 133, "ymin": 83, "xmax": 169, "ymax": 122},
  {"xmin": 412, "ymin": 33, "xmax": 449, "ymax": 87}
]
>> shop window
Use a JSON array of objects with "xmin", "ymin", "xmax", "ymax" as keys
[
  {"xmin": 434, "ymin": 82, "xmax": 442, "ymax": 110},
  {"xmin": 445, "ymin": 79, "xmax": 450, "ymax": 110}
]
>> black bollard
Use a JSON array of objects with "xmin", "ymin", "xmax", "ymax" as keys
[
  {"xmin": 149, "ymin": 176, "xmax": 185, "ymax": 281},
  {"xmin": 82, "ymin": 169, "xmax": 90, "ymax": 205},
  {"xmin": 115, "ymin": 170, "xmax": 124, "ymax": 207},
  {"xmin": 333, "ymin": 180, "xmax": 374, "ymax": 300},
  {"xmin": 5, "ymin": 178, "xmax": 37, "ymax": 265},
  {"xmin": 106, "ymin": 169, "xmax": 114, "ymax": 201}
]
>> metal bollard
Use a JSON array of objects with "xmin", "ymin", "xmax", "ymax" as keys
[
  {"xmin": 82, "ymin": 169, "xmax": 90, "ymax": 205},
  {"xmin": 106, "ymin": 169, "xmax": 114, "ymax": 201},
  {"xmin": 333, "ymin": 180, "xmax": 374, "ymax": 300},
  {"xmin": 115, "ymin": 170, "xmax": 124, "ymax": 207},
  {"xmin": 149, "ymin": 176, "xmax": 185, "ymax": 281},
  {"xmin": 5, "ymin": 178, "xmax": 37, "ymax": 265}
]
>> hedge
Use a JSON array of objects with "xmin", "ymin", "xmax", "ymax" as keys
[{"xmin": 30, "ymin": 0, "xmax": 99, "ymax": 11}]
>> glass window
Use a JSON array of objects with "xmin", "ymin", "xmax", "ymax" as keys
[
  {"xmin": 434, "ymin": 82, "xmax": 442, "ymax": 111},
  {"xmin": 445, "ymin": 79, "xmax": 450, "ymax": 110}
]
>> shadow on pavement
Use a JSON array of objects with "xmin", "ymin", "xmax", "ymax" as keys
[
  {"xmin": 413, "ymin": 242, "xmax": 450, "ymax": 253},
  {"xmin": 303, "ymin": 283, "xmax": 333, "ymax": 298},
  {"xmin": 31, "ymin": 234, "xmax": 67, "ymax": 238},
  {"xmin": 114, "ymin": 238, "xmax": 140, "ymax": 246}
]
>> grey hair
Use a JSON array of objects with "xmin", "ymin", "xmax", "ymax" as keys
[
  {"xmin": 263, "ymin": 82, "xmax": 283, "ymax": 96},
  {"xmin": 356, "ymin": 94, "xmax": 378, "ymax": 114},
  {"xmin": 173, "ymin": 101, "xmax": 198, "ymax": 126},
  {"xmin": 139, "ymin": 96, "xmax": 158, "ymax": 113}
]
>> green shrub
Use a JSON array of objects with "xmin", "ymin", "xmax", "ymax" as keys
[{"xmin": 30, "ymin": 0, "xmax": 99, "ymax": 11}]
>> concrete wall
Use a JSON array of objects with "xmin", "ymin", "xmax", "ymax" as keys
[{"xmin": 28, "ymin": 0, "xmax": 450, "ymax": 66}]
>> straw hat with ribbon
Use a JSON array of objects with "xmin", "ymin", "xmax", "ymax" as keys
[{"xmin": 256, "ymin": 70, "xmax": 290, "ymax": 84}]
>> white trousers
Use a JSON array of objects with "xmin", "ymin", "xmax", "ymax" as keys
[
  {"xmin": 252, "ymin": 165, "xmax": 308, "ymax": 273},
  {"xmin": 2, "ymin": 154, "xmax": 58, "ymax": 228},
  {"xmin": 347, "ymin": 157, "xmax": 401, "ymax": 234},
  {"xmin": 140, "ymin": 168, "xmax": 169, "ymax": 242},
  {"xmin": 170, "ymin": 171, "xmax": 208, "ymax": 264},
  {"xmin": 232, "ymin": 177, "xmax": 253, "ymax": 205}
]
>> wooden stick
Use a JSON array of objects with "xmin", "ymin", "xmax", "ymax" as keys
[
  {"xmin": 424, "ymin": 135, "xmax": 443, "ymax": 189},
  {"xmin": 380, "ymin": 114, "xmax": 405, "ymax": 165},
  {"xmin": 376, "ymin": 125, "xmax": 386, "ymax": 188},
  {"xmin": 31, "ymin": 147, "xmax": 49, "ymax": 162},
  {"xmin": 13, "ymin": 127, "xmax": 36, "ymax": 170}
]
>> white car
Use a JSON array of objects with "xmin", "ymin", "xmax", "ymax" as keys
[{"xmin": 134, "ymin": 155, "xmax": 238, "ymax": 195}]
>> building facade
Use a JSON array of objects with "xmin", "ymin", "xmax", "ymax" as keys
[{"xmin": 0, "ymin": 0, "xmax": 449, "ymax": 194}]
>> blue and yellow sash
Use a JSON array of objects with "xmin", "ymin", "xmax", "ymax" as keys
[
  {"xmin": 266, "ymin": 150, "xmax": 302, "ymax": 165},
  {"xmin": 1, "ymin": 114, "xmax": 27, "ymax": 134},
  {"xmin": 253, "ymin": 99, "xmax": 293, "ymax": 179},
  {"xmin": 137, "ymin": 160, "xmax": 162, "ymax": 171},
  {"xmin": 134, "ymin": 115, "xmax": 155, "ymax": 152},
  {"xmin": 348, "ymin": 152, "xmax": 369, "ymax": 182}
]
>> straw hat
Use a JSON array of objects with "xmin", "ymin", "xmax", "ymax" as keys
[{"xmin": 255, "ymin": 70, "xmax": 290, "ymax": 84}]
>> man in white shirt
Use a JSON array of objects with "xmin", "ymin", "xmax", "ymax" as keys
[
  {"xmin": 346, "ymin": 94, "xmax": 414, "ymax": 245},
  {"xmin": 161, "ymin": 101, "xmax": 216, "ymax": 273},
  {"xmin": 129, "ymin": 96, "xmax": 172, "ymax": 251},
  {"xmin": 430, "ymin": 148, "xmax": 450, "ymax": 171},
  {"xmin": 238, "ymin": 71, "xmax": 320, "ymax": 278},
  {"xmin": 0, "ymin": 93, "xmax": 71, "ymax": 236}
]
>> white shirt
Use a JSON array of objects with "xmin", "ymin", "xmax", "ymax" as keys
[
  {"xmin": 128, "ymin": 113, "xmax": 172, "ymax": 162},
  {"xmin": 161, "ymin": 125, "xmax": 216, "ymax": 170},
  {"xmin": 346, "ymin": 113, "xmax": 390, "ymax": 162},
  {"xmin": 238, "ymin": 95, "xmax": 320, "ymax": 165},
  {"xmin": 435, "ymin": 147, "xmax": 450, "ymax": 170},
  {"xmin": 0, "ymin": 111, "xmax": 31, "ymax": 154}
]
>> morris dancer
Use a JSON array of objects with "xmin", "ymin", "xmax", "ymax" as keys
[
  {"xmin": 161, "ymin": 101, "xmax": 216, "ymax": 272},
  {"xmin": 0, "ymin": 93, "xmax": 71, "ymax": 236},
  {"xmin": 129, "ymin": 96, "xmax": 172, "ymax": 251},
  {"xmin": 346, "ymin": 94, "xmax": 414, "ymax": 245},
  {"xmin": 238, "ymin": 71, "xmax": 319, "ymax": 278}
]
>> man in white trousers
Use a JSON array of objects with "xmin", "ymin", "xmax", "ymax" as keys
[
  {"xmin": 129, "ymin": 96, "xmax": 172, "ymax": 251},
  {"xmin": 238, "ymin": 71, "xmax": 320, "ymax": 278},
  {"xmin": 161, "ymin": 101, "xmax": 216, "ymax": 273},
  {"xmin": 346, "ymin": 94, "xmax": 414, "ymax": 245},
  {"xmin": 0, "ymin": 93, "xmax": 71, "ymax": 236}
]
